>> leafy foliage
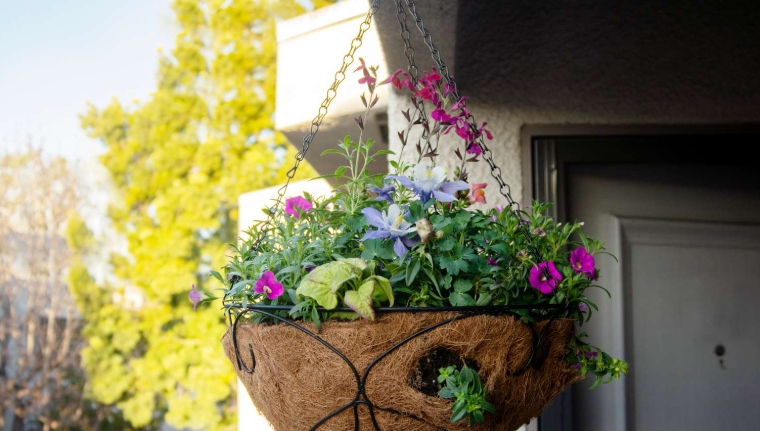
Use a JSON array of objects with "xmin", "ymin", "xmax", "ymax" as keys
[
  {"xmin": 217, "ymin": 60, "xmax": 627, "ymax": 396},
  {"xmin": 437, "ymin": 365, "xmax": 496, "ymax": 425},
  {"xmin": 76, "ymin": 0, "xmax": 335, "ymax": 428}
]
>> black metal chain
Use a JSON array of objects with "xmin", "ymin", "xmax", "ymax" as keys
[
  {"xmin": 252, "ymin": 0, "xmax": 380, "ymax": 251},
  {"xmin": 397, "ymin": 0, "xmax": 550, "ymax": 273},
  {"xmin": 252, "ymin": 0, "xmax": 550, "ymax": 277},
  {"xmin": 394, "ymin": 1, "xmax": 433, "ymax": 158}
]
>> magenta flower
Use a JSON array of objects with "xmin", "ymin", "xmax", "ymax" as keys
[
  {"xmin": 189, "ymin": 284, "xmax": 202, "ymax": 311},
  {"xmin": 415, "ymin": 86, "xmax": 438, "ymax": 103},
  {"xmin": 284, "ymin": 196, "xmax": 312, "ymax": 218},
  {"xmin": 431, "ymin": 107, "xmax": 451, "ymax": 123},
  {"xmin": 466, "ymin": 142, "xmax": 482, "ymax": 155},
  {"xmin": 451, "ymin": 96, "xmax": 468, "ymax": 111},
  {"xmin": 529, "ymin": 261, "xmax": 563, "ymax": 294},
  {"xmin": 570, "ymin": 247, "xmax": 596, "ymax": 279},
  {"xmin": 419, "ymin": 68, "xmax": 442, "ymax": 86},
  {"xmin": 255, "ymin": 270, "xmax": 284, "ymax": 300},
  {"xmin": 358, "ymin": 73, "xmax": 376, "ymax": 85},
  {"xmin": 383, "ymin": 69, "xmax": 413, "ymax": 90},
  {"xmin": 486, "ymin": 257, "xmax": 498, "ymax": 266},
  {"xmin": 477, "ymin": 122, "xmax": 493, "ymax": 140}
]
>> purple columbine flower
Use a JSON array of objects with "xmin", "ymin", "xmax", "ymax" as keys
[
  {"xmin": 361, "ymin": 204, "xmax": 418, "ymax": 257},
  {"xmin": 368, "ymin": 184, "xmax": 395, "ymax": 203},
  {"xmin": 386, "ymin": 163, "xmax": 468, "ymax": 203},
  {"xmin": 570, "ymin": 247, "xmax": 596, "ymax": 279},
  {"xmin": 189, "ymin": 284, "xmax": 202, "ymax": 311},
  {"xmin": 284, "ymin": 196, "xmax": 313, "ymax": 218},
  {"xmin": 255, "ymin": 270, "xmax": 284, "ymax": 300},
  {"xmin": 529, "ymin": 261, "xmax": 563, "ymax": 294}
]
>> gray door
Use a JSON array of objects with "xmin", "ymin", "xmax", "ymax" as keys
[{"xmin": 531, "ymin": 134, "xmax": 760, "ymax": 431}]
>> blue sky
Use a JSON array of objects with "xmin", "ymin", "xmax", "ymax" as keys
[{"xmin": 0, "ymin": 0, "xmax": 176, "ymax": 160}]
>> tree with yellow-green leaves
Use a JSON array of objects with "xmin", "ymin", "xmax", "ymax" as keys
[{"xmin": 78, "ymin": 0, "xmax": 334, "ymax": 428}]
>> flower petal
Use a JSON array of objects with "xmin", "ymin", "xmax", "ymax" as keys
[
  {"xmin": 393, "ymin": 237, "xmax": 409, "ymax": 258},
  {"xmin": 362, "ymin": 230, "xmax": 390, "ymax": 240},
  {"xmin": 386, "ymin": 175, "xmax": 415, "ymax": 189},
  {"xmin": 432, "ymin": 190, "xmax": 458, "ymax": 202},
  {"xmin": 439, "ymin": 180, "xmax": 469, "ymax": 194},
  {"xmin": 361, "ymin": 207, "xmax": 386, "ymax": 228}
]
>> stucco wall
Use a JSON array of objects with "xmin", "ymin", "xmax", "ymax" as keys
[{"xmin": 375, "ymin": 0, "xmax": 760, "ymax": 205}]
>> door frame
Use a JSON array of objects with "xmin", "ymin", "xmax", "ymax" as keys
[{"xmin": 520, "ymin": 123, "xmax": 760, "ymax": 431}]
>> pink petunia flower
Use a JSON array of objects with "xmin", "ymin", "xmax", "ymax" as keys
[
  {"xmin": 189, "ymin": 284, "xmax": 202, "ymax": 311},
  {"xmin": 570, "ymin": 247, "xmax": 596, "ymax": 279},
  {"xmin": 284, "ymin": 196, "xmax": 313, "ymax": 218},
  {"xmin": 469, "ymin": 183, "xmax": 487, "ymax": 204},
  {"xmin": 529, "ymin": 261, "xmax": 563, "ymax": 294},
  {"xmin": 254, "ymin": 270, "xmax": 284, "ymax": 300}
]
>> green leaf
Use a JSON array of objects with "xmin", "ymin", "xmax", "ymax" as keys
[
  {"xmin": 450, "ymin": 403, "xmax": 468, "ymax": 422},
  {"xmin": 296, "ymin": 259, "xmax": 367, "ymax": 309},
  {"xmin": 405, "ymin": 259, "xmax": 421, "ymax": 285},
  {"xmin": 368, "ymin": 276, "xmax": 394, "ymax": 306},
  {"xmin": 453, "ymin": 279, "xmax": 472, "ymax": 293},
  {"xmin": 343, "ymin": 280, "xmax": 376, "ymax": 320},
  {"xmin": 311, "ymin": 306, "xmax": 322, "ymax": 331},
  {"xmin": 374, "ymin": 149, "xmax": 396, "ymax": 156},
  {"xmin": 438, "ymin": 386, "xmax": 456, "ymax": 399},
  {"xmin": 475, "ymin": 292, "xmax": 492, "ymax": 306},
  {"xmin": 321, "ymin": 148, "xmax": 345, "ymax": 156},
  {"xmin": 449, "ymin": 292, "xmax": 476, "ymax": 306}
]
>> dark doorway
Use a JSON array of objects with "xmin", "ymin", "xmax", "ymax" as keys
[{"xmin": 528, "ymin": 128, "xmax": 760, "ymax": 431}]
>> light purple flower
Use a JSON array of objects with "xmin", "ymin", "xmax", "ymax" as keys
[
  {"xmin": 368, "ymin": 184, "xmax": 395, "ymax": 203},
  {"xmin": 578, "ymin": 302, "xmax": 588, "ymax": 311},
  {"xmin": 529, "ymin": 261, "xmax": 563, "ymax": 294},
  {"xmin": 570, "ymin": 247, "xmax": 596, "ymax": 279},
  {"xmin": 386, "ymin": 163, "xmax": 468, "ymax": 203},
  {"xmin": 189, "ymin": 284, "xmax": 202, "ymax": 311},
  {"xmin": 490, "ymin": 205, "xmax": 505, "ymax": 222},
  {"xmin": 255, "ymin": 270, "xmax": 284, "ymax": 300},
  {"xmin": 361, "ymin": 204, "xmax": 418, "ymax": 257},
  {"xmin": 284, "ymin": 196, "xmax": 313, "ymax": 218}
]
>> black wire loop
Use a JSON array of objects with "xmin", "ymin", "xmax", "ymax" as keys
[{"xmin": 228, "ymin": 303, "xmax": 570, "ymax": 431}]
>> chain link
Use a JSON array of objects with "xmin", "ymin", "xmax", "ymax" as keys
[
  {"xmin": 395, "ymin": 1, "xmax": 433, "ymax": 157},
  {"xmin": 398, "ymin": 0, "xmax": 549, "ymax": 272},
  {"xmin": 252, "ymin": 0, "xmax": 380, "ymax": 251}
]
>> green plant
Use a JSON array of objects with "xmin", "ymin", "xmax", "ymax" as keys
[
  {"xmin": 437, "ymin": 365, "xmax": 496, "ymax": 425},
  {"xmin": 202, "ymin": 60, "xmax": 628, "ymax": 420}
]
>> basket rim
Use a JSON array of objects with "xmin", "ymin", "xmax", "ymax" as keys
[{"xmin": 224, "ymin": 303, "xmax": 570, "ymax": 315}]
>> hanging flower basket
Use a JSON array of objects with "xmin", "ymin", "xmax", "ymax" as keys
[
  {"xmin": 222, "ymin": 309, "xmax": 579, "ymax": 431},
  {"xmin": 202, "ymin": 1, "xmax": 628, "ymax": 430}
]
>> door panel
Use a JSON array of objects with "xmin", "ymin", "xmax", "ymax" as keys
[
  {"xmin": 565, "ymin": 162, "xmax": 760, "ymax": 431},
  {"xmin": 623, "ymin": 218, "xmax": 760, "ymax": 431}
]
